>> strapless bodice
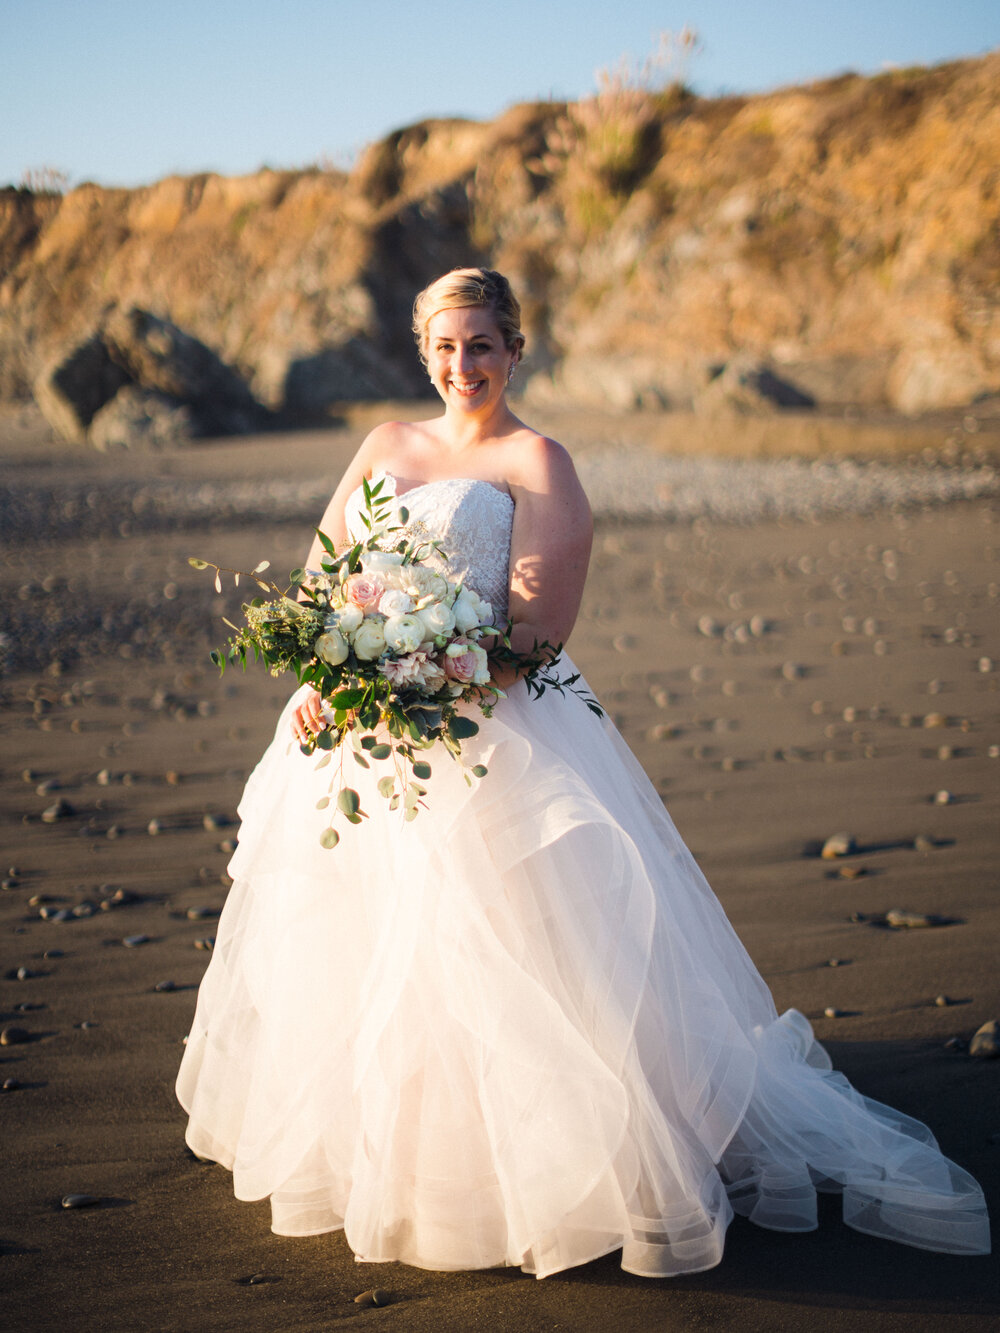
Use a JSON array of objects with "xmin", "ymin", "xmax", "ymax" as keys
[{"xmin": 345, "ymin": 473, "xmax": 513, "ymax": 618}]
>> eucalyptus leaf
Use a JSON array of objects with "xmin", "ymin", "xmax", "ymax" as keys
[
  {"xmin": 471, "ymin": 764, "xmax": 488, "ymax": 778},
  {"xmin": 448, "ymin": 716, "xmax": 479, "ymax": 740},
  {"xmin": 316, "ymin": 796, "xmax": 330, "ymax": 810},
  {"xmin": 315, "ymin": 730, "xmax": 334, "ymax": 751},
  {"xmin": 412, "ymin": 761, "xmax": 432, "ymax": 780},
  {"xmin": 377, "ymin": 776, "xmax": 395, "ymax": 799},
  {"xmin": 338, "ymin": 788, "xmax": 361, "ymax": 817},
  {"xmin": 188, "ymin": 557, "xmax": 209, "ymax": 569},
  {"xmin": 370, "ymin": 744, "xmax": 391, "ymax": 760},
  {"xmin": 352, "ymin": 752, "xmax": 370, "ymax": 768},
  {"xmin": 319, "ymin": 828, "xmax": 340, "ymax": 849}
]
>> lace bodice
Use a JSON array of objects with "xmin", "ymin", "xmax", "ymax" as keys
[{"xmin": 345, "ymin": 473, "xmax": 513, "ymax": 619}]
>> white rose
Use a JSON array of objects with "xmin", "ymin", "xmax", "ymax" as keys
[
  {"xmin": 417, "ymin": 600, "xmax": 456, "ymax": 639},
  {"xmin": 352, "ymin": 618, "xmax": 386, "ymax": 660},
  {"xmin": 362, "ymin": 551, "xmax": 405, "ymax": 576},
  {"xmin": 383, "ymin": 613, "xmax": 424, "ymax": 654},
  {"xmin": 453, "ymin": 588, "xmax": 492, "ymax": 633},
  {"xmin": 378, "ymin": 588, "xmax": 414, "ymax": 617},
  {"xmin": 328, "ymin": 603, "xmax": 363, "ymax": 634},
  {"xmin": 314, "ymin": 628, "xmax": 349, "ymax": 666}
]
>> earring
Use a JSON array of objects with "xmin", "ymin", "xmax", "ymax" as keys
[{"xmin": 506, "ymin": 362, "xmax": 516, "ymax": 385}]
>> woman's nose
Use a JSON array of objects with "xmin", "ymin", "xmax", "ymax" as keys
[{"xmin": 454, "ymin": 344, "xmax": 474, "ymax": 373}]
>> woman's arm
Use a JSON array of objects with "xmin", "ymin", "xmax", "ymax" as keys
[
  {"xmin": 291, "ymin": 424, "xmax": 399, "ymax": 743},
  {"xmin": 495, "ymin": 438, "xmax": 593, "ymax": 687}
]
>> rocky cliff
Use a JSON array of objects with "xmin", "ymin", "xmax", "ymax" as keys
[{"xmin": 2, "ymin": 53, "xmax": 997, "ymax": 441}]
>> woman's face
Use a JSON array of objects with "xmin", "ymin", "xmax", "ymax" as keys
[{"xmin": 425, "ymin": 306, "xmax": 517, "ymax": 413}]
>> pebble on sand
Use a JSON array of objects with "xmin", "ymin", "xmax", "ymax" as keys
[
  {"xmin": 122, "ymin": 934, "xmax": 149, "ymax": 948},
  {"xmin": 61, "ymin": 1194, "xmax": 102, "ymax": 1209},
  {"xmin": 886, "ymin": 908, "xmax": 942, "ymax": 929},
  {"xmin": 354, "ymin": 1290, "xmax": 391, "ymax": 1308},
  {"xmin": 41, "ymin": 799, "xmax": 75, "ymax": 823},
  {"xmin": 969, "ymin": 1020, "xmax": 1000, "ymax": 1059},
  {"xmin": 821, "ymin": 832, "xmax": 857, "ymax": 859}
]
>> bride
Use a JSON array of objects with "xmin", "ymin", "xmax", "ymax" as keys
[{"xmin": 176, "ymin": 267, "xmax": 989, "ymax": 1278}]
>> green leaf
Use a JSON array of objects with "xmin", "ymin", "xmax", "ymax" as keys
[
  {"xmin": 397, "ymin": 506, "xmax": 409, "ymax": 524},
  {"xmin": 319, "ymin": 828, "xmax": 340, "ymax": 849},
  {"xmin": 370, "ymin": 743, "xmax": 391, "ymax": 760},
  {"xmin": 315, "ymin": 752, "xmax": 332, "ymax": 769},
  {"xmin": 209, "ymin": 650, "xmax": 222, "ymax": 668},
  {"xmin": 352, "ymin": 751, "xmax": 370, "ymax": 768},
  {"xmin": 316, "ymin": 796, "xmax": 330, "ymax": 809},
  {"xmin": 188, "ymin": 557, "xmax": 209, "ymax": 569},
  {"xmin": 288, "ymin": 568, "xmax": 306, "ymax": 585},
  {"xmin": 315, "ymin": 529, "xmax": 338, "ymax": 558},
  {"xmin": 345, "ymin": 811, "xmax": 363, "ymax": 825},
  {"xmin": 471, "ymin": 764, "xmax": 488, "ymax": 778},
  {"xmin": 338, "ymin": 788, "xmax": 361, "ymax": 817},
  {"xmin": 332, "ymin": 688, "xmax": 364, "ymax": 709},
  {"xmin": 389, "ymin": 795, "xmax": 400, "ymax": 811},
  {"xmin": 412, "ymin": 761, "xmax": 431, "ymax": 780},
  {"xmin": 404, "ymin": 806, "xmax": 418, "ymax": 822},
  {"xmin": 448, "ymin": 715, "xmax": 480, "ymax": 740},
  {"xmin": 359, "ymin": 734, "xmax": 378, "ymax": 751},
  {"xmin": 377, "ymin": 776, "xmax": 395, "ymax": 799},
  {"xmin": 315, "ymin": 730, "xmax": 334, "ymax": 751}
]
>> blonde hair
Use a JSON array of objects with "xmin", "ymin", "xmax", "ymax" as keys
[{"xmin": 412, "ymin": 267, "xmax": 525, "ymax": 365}]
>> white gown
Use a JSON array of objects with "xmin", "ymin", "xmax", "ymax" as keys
[{"xmin": 176, "ymin": 475, "xmax": 990, "ymax": 1278}]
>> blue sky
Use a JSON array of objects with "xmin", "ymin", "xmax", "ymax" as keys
[{"xmin": 3, "ymin": 0, "xmax": 997, "ymax": 188}]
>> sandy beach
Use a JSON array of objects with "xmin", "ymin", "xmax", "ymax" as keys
[{"xmin": 1, "ymin": 405, "xmax": 998, "ymax": 1331}]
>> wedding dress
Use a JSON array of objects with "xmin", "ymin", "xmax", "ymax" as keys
[{"xmin": 176, "ymin": 474, "xmax": 990, "ymax": 1278}]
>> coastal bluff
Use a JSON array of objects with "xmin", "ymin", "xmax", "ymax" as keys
[{"xmin": 1, "ymin": 52, "xmax": 997, "ymax": 443}]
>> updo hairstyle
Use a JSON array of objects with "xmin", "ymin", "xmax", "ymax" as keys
[{"xmin": 412, "ymin": 267, "xmax": 525, "ymax": 366}]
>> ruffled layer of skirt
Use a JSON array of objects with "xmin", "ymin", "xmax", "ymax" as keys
[{"xmin": 176, "ymin": 664, "xmax": 989, "ymax": 1276}]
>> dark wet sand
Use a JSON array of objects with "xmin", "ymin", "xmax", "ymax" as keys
[{"xmin": 1, "ymin": 411, "xmax": 998, "ymax": 1331}]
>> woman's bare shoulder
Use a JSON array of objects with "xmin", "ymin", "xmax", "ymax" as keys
[
  {"xmin": 506, "ymin": 429, "xmax": 585, "ymax": 498},
  {"xmin": 361, "ymin": 417, "xmax": 441, "ymax": 473}
]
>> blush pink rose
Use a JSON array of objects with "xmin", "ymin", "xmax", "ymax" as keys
[
  {"xmin": 443, "ymin": 639, "xmax": 490, "ymax": 687},
  {"xmin": 344, "ymin": 572, "xmax": 385, "ymax": 614}
]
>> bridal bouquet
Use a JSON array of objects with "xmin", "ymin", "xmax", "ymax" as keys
[{"xmin": 190, "ymin": 476, "xmax": 600, "ymax": 847}]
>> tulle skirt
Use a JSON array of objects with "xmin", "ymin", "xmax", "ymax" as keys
[{"xmin": 176, "ymin": 663, "xmax": 990, "ymax": 1277}]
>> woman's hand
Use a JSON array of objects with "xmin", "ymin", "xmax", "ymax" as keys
[{"xmin": 291, "ymin": 687, "xmax": 325, "ymax": 745}]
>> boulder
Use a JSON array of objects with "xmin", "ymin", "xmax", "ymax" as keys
[
  {"xmin": 103, "ymin": 307, "xmax": 265, "ymax": 435},
  {"xmin": 88, "ymin": 385, "xmax": 196, "ymax": 450},
  {"xmin": 886, "ymin": 344, "xmax": 994, "ymax": 415},
  {"xmin": 282, "ymin": 339, "xmax": 403, "ymax": 417},
  {"xmin": 33, "ymin": 334, "xmax": 131, "ymax": 442},
  {"xmin": 695, "ymin": 356, "xmax": 816, "ymax": 416}
]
